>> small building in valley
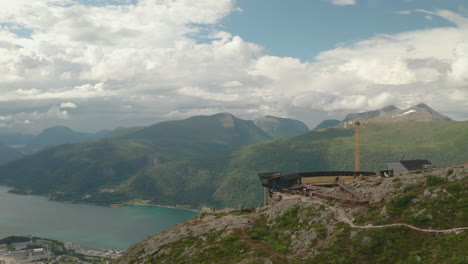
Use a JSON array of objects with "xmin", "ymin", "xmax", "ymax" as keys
[{"xmin": 384, "ymin": 159, "xmax": 433, "ymax": 175}]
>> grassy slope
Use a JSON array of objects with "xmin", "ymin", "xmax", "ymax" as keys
[{"xmin": 126, "ymin": 121, "xmax": 468, "ymax": 208}]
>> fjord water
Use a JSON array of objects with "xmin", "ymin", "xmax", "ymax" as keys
[{"xmin": 0, "ymin": 186, "xmax": 197, "ymax": 249}]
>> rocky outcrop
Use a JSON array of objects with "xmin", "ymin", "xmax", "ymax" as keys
[{"xmin": 115, "ymin": 166, "xmax": 467, "ymax": 264}]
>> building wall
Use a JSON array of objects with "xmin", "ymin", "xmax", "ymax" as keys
[
  {"xmin": 301, "ymin": 176, "xmax": 355, "ymax": 185},
  {"xmin": 385, "ymin": 162, "xmax": 408, "ymax": 175}
]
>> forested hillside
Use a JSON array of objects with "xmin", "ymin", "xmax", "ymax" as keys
[
  {"xmin": 1, "ymin": 120, "xmax": 467, "ymax": 208},
  {"xmin": 126, "ymin": 121, "xmax": 468, "ymax": 208},
  {"xmin": 0, "ymin": 113, "xmax": 271, "ymax": 203}
]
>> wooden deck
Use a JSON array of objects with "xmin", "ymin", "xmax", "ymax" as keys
[{"xmin": 301, "ymin": 175, "xmax": 355, "ymax": 186}]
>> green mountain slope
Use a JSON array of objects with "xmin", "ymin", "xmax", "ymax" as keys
[
  {"xmin": 0, "ymin": 140, "xmax": 153, "ymax": 198},
  {"xmin": 253, "ymin": 116, "xmax": 309, "ymax": 139},
  {"xmin": 125, "ymin": 121, "xmax": 468, "ymax": 208},
  {"xmin": 0, "ymin": 113, "xmax": 271, "ymax": 201},
  {"xmin": 121, "ymin": 113, "xmax": 271, "ymax": 153},
  {"xmin": 25, "ymin": 126, "xmax": 110, "ymax": 152},
  {"xmin": 104, "ymin": 126, "xmax": 145, "ymax": 139},
  {"xmin": 313, "ymin": 119, "xmax": 341, "ymax": 130},
  {"xmin": 0, "ymin": 143, "xmax": 23, "ymax": 165}
]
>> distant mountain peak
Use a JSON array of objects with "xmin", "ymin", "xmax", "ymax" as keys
[
  {"xmin": 213, "ymin": 112, "xmax": 234, "ymax": 117},
  {"xmin": 41, "ymin": 125, "xmax": 74, "ymax": 133},
  {"xmin": 253, "ymin": 115, "xmax": 309, "ymax": 139},
  {"xmin": 313, "ymin": 119, "xmax": 341, "ymax": 130},
  {"xmin": 380, "ymin": 105, "xmax": 399, "ymax": 112},
  {"xmin": 343, "ymin": 103, "xmax": 452, "ymax": 123},
  {"xmin": 414, "ymin": 103, "xmax": 430, "ymax": 109}
]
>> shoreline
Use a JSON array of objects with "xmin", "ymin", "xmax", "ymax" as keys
[
  {"xmin": 113, "ymin": 200, "xmax": 200, "ymax": 213},
  {"xmin": 1, "ymin": 185, "xmax": 200, "ymax": 213}
]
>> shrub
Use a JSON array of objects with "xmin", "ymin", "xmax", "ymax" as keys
[
  {"xmin": 425, "ymin": 175, "xmax": 447, "ymax": 187},
  {"xmin": 386, "ymin": 192, "xmax": 418, "ymax": 218}
]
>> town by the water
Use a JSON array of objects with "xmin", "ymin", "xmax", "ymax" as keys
[{"xmin": 0, "ymin": 235, "xmax": 123, "ymax": 264}]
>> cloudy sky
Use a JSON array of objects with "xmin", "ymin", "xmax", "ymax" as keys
[{"xmin": 0, "ymin": 0, "xmax": 467, "ymax": 133}]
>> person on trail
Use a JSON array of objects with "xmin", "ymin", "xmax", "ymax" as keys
[{"xmin": 335, "ymin": 176, "xmax": 339, "ymax": 183}]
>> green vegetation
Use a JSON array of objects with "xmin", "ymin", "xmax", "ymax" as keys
[
  {"xmin": 402, "ymin": 180, "xmax": 468, "ymax": 229},
  {"xmin": 386, "ymin": 192, "xmax": 418, "ymax": 218},
  {"xmin": 253, "ymin": 116, "xmax": 309, "ymax": 139},
  {"xmin": 0, "ymin": 236, "xmax": 30, "ymax": 244},
  {"xmin": 83, "ymin": 192, "xmax": 130, "ymax": 205},
  {"xmin": 358, "ymin": 177, "xmax": 467, "ymax": 230},
  {"xmin": 425, "ymin": 174, "xmax": 448, "ymax": 187},
  {"xmin": 126, "ymin": 121, "xmax": 468, "ymax": 208},
  {"xmin": 1, "ymin": 121, "xmax": 468, "ymax": 208},
  {"xmin": 311, "ymin": 226, "xmax": 468, "ymax": 264},
  {"xmin": 145, "ymin": 231, "xmax": 253, "ymax": 264},
  {"xmin": 247, "ymin": 207, "xmax": 324, "ymax": 255},
  {"xmin": 0, "ymin": 114, "xmax": 270, "ymax": 206},
  {"xmin": 117, "ymin": 171, "xmax": 467, "ymax": 264},
  {"xmin": 248, "ymin": 216, "xmax": 291, "ymax": 254}
]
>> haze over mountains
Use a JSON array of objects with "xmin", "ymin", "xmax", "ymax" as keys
[
  {"xmin": 26, "ymin": 126, "xmax": 110, "ymax": 152},
  {"xmin": 0, "ymin": 103, "xmax": 465, "ymax": 208},
  {"xmin": 0, "ymin": 144, "xmax": 22, "ymax": 165},
  {"xmin": 0, "ymin": 126, "xmax": 110, "ymax": 154},
  {"xmin": 253, "ymin": 116, "xmax": 309, "ymax": 139}
]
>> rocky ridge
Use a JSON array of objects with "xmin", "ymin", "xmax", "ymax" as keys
[
  {"xmin": 115, "ymin": 165, "xmax": 467, "ymax": 264},
  {"xmin": 343, "ymin": 103, "xmax": 452, "ymax": 123}
]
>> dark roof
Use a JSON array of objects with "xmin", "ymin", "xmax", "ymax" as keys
[{"xmin": 399, "ymin": 160, "xmax": 432, "ymax": 171}]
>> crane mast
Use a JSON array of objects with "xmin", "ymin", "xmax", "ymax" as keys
[
  {"xmin": 354, "ymin": 122, "xmax": 361, "ymax": 172},
  {"xmin": 352, "ymin": 115, "xmax": 432, "ymax": 172}
]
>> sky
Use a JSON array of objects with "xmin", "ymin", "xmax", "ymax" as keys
[{"xmin": 0, "ymin": 0, "xmax": 467, "ymax": 133}]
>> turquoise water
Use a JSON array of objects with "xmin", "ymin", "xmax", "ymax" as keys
[{"xmin": 0, "ymin": 186, "xmax": 197, "ymax": 249}]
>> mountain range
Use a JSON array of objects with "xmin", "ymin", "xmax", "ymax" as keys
[
  {"xmin": 0, "ymin": 113, "xmax": 275, "ymax": 202},
  {"xmin": 0, "ymin": 126, "xmax": 110, "ymax": 154},
  {"xmin": 343, "ymin": 103, "xmax": 452, "ymax": 123},
  {"xmin": 25, "ymin": 126, "xmax": 110, "ymax": 152},
  {"xmin": 0, "ymin": 104, "xmax": 465, "ymax": 208},
  {"xmin": 313, "ymin": 103, "xmax": 452, "ymax": 131}
]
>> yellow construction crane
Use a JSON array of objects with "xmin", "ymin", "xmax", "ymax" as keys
[{"xmin": 351, "ymin": 114, "xmax": 433, "ymax": 172}]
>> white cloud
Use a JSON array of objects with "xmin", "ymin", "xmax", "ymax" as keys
[
  {"xmin": 397, "ymin": 10, "xmax": 412, "ymax": 15},
  {"xmin": 0, "ymin": 83, "xmax": 113, "ymax": 101},
  {"xmin": 178, "ymin": 86, "xmax": 240, "ymax": 102},
  {"xmin": 0, "ymin": 1, "xmax": 467, "ymax": 132},
  {"xmin": 0, "ymin": 106, "xmax": 71, "ymax": 132},
  {"xmin": 60, "ymin": 102, "xmax": 78, "ymax": 109},
  {"xmin": 330, "ymin": 0, "xmax": 356, "ymax": 6}
]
